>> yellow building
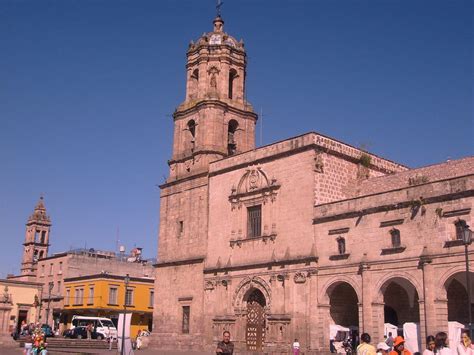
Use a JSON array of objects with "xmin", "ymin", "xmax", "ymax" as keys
[
  {"xmin": 63, "ymin": 274, "xmax": 154, "ymax": 338},
  {"xmin": 0, "ymin": 279, "xmax": 42, "ymax": 333}
]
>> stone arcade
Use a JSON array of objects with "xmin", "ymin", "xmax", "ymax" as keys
[{"xmin": 151, "ymin": 15, "xmax": 473, "ymax": 353}]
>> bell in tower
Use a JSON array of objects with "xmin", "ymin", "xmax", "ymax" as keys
[{"xmin": 167, "ymin": 15, "xmax": 258, "ymax": 181}]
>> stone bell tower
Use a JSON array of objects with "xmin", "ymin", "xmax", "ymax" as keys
[
  {"xmin": 168, "ymin": 15, "xmax": 258, "ymax": 181},
  {"xmin": 20, "ymin": 196, "xmax": 51, "ymax": 278}
]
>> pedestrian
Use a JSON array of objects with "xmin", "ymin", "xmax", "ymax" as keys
[
  {"xmin": 424, "ymin": 336, "xmax": 436, "ymax": 355},
  {"xmin": 377, "ymin": 342, "xmax": 391, "ymax": 355},
  {"xmin": 293, "ymin": 338, "xmax": 301, "ymax": 355},
  {"xmin": 357, "ymin": 333, "xmax": 377, "ymax": 355},
  {"xmin": 216, "ymin": 330, "xmax": 234, "ymax": 355},
  {"xmin": 434, "ymin": 332, "xmax": 454, "ymax": 355},
  {"xmin": 389, "ymin": 336, "xmax": 412, "ymax": 355},
  {"xmin": 86, "ymin": 322, "xmax": 92, "ymax": 340},
  {"xmin": 386, "ymin": 333, "xmax": 395, "ymax": 351},
  {"xmin": 107, "ymin": 334, "xmax": 114, "ymax": 351},
  {"xmin": 456, "ymin": 330, "xmax": 474, "ymax": 355}
]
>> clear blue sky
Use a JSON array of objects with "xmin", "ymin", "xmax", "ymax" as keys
[{"xmin": 0, "ymin": 0, "xmax": 472, "ymax": 277}]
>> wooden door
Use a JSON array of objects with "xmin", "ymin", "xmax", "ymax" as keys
[{"xmin": 246, "ymin": 301, "xmax": 265, "ymax": 351}]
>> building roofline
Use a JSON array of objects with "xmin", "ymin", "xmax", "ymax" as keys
[
  {"xmin": 211, "ymin": 131, "xmax": 409, "ymax": 169},
  {"xmin": 0, "ymin": 278, "xmax": 43, "ymax": 287},
  {"xmin": 63, "ymin": 274, "xmax": 154, "ymax": 283}
]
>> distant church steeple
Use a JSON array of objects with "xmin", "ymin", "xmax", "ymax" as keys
[
  {"xmin": 21, "ymin": 196, "xmax": 51, "ymax": 276},
  {"xmin": 167, "ymin": 15, "xmax": 258, "ymax": 181}
]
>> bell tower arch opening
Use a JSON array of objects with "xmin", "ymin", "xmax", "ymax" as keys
[
  {"xmin": 227, "ymin": 119, "xmax": 239, "ymax": 155},
  {"xmin": 228, "ymin": 68, "xmax": 238, "ymax": 99}
]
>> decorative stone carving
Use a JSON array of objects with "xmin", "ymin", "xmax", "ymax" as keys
[
  {"xmin": 233, "ymin": 276, "xmax": 272, "ymax": 312},
  {"xmin": 204, "ymin": 281, "xmax": 215, "ymax": 291},
  {"xmin": 314, "ymin": 153, "xmax": 324, "ymax": 173},
  {"xmin": 294, "ymin": 272, "xmax": 306, "ymax": 284},
  {"xmin": 229, "ymin": 167, "xmax": 280, "ymax": 210}
]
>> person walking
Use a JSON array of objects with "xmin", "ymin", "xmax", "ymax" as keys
[
  {"xmin": 292, "ymin": 338, "xmax": 301, "ymax": 355},
  {"xmin": 216, "ymin": 330, "xmax": 234, "ymax": 355},
  {"xmin": 86, "ymin": 322, "xmax": 92, "ymax": 340},
  {"xmin": 357, "ymin": 333, "xmax": 377, "ymax": 355},
  {"xmin": 457, "ymin": 330, "xmax": 474, "ymax": 355},
  {"xmin": 390, "ymin": 336, "xmax": 412, "ymax": 355},
  {"xmin": 386, "ymin": 333, "xmax": 395, "ymax": 351},
  {"xmin": 423, "ymin": 336, "xmax": 436, "ymax": 355},
  {"xmin": 434, "ymin": 332, "xmax": 454, "ymax": 355}
]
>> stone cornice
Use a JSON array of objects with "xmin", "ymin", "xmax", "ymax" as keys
[
  {"xmin": 154, "ymin": 257, "xmax": 205, "ymax": 268},
  {"xmin": 313, "ymin": 189, "xmax": 474, "ymax": 224},
  {"xmin": 203, "ymin": 256, "xmax": 318, "ymax": 274},
  {"xmin": 173, "ymin": 99, "xmax": 256, "ymax": 121},
  {"xmin": 186, "ymin": 44, "xmax": 246, "ymax": 57},
  {"xmin": 159, "ymin": 171, "xmax": 209, "ymax": 190},
  {"xmin": 168, "ymin": 149, "xmax": 226, "ymax": 165}
]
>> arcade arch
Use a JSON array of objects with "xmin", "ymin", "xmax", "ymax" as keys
[
  {"xmin": 379, "ymin": 277, "xmax": 420, "ymax": 327},
  {"xmin": 444, "ymin": 271, "xmax": 473, "ymax": 324}
]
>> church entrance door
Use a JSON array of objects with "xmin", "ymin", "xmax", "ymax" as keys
[{"xmin": 246, "ymin": 289, "xmax": 266, "ymax": 351}]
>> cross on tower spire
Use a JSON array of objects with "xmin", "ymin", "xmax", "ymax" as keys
[{"xmin": 216, "ymin": 0, "xmax": 223, "ymax": 17}]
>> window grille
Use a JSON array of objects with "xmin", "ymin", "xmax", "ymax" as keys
[
  {"xmin": 247, "ymin": 205, "xmax": 262, "ymax": 238},
  {"xmin": 109, "ymin": 287, "xmax": 118, "ymax": 305},
  {"xmin": 125, "ymin": 289, "xmax": 134, "ymax": 306},
  {"xmin": 455, "ymin": 220, "xmax": 467, "ymax": 240},
  {"xmin": 182, "ymin": 306, "xmax": 190, "ymax": 334},
  {"xmin": 390, "ymin": 229, "xmax": 401, "ymax": 247},
  {"xmin": 337, "ymin": 238, "xmax": 346, "ymax": 255}
]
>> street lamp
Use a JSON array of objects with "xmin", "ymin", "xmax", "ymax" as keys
[
  {"xmin": 462, "ymin": 225, "xmax": 472, "ymax": 339},
  {"xmin": 121, "ymin": 274, "xmax": 130, "ymax": 355},
  {"xmin": 45, "ymin": 281, "xmax": 54, "ymax": 326}
]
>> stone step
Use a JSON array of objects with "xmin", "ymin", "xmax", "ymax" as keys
[{"xmin": 17, "ymin": 338, "xmax": 117, "ymax": 349}]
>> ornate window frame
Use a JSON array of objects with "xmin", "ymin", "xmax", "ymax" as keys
[{"xmin": 228, "ymin": 167, "xmax": 280, "ymax": 246}]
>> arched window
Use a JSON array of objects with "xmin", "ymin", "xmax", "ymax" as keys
[
  {"xmin": 40, "ymin": 231, "xmax": 46, "ymax": 244},
  {"xmin": 390, "ymin": 228, "xmax": 401, "ymax": 247},
  {"xmin": 227, "ymin": 119, "xmax": 238, "ymax": 155},
  {"xmin": 39, "ymin": 251, "xmax": 44, "ymax": 259},
  {"xmin": 337, "ymin": 237, "xmax": 346, "ymax": 255},
  {"xmin": 228, "ymin": 68, "xmax": 238, "ymax": 99},
  {"xmin": 189, "ymin": 69, "xmax": 199, "ymax": 99},
  {"xmin": 187, "ymin": 120, "xmax": 196, "ymax": 151},
  {"xmin": 455, "ymin": 220, "xmax": 467, "ymax": 240}
]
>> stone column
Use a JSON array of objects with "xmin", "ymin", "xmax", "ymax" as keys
[
  {"xmin": 0, "ymin": 304, "xmax": 15, "ymax": 347},
  {"xmin": 308, "ymin": 270, "xmax": 319, "ymax": 351},
  {"xmin": 359, "ymin": 262, "xmax": 373, "ymax": 334},
  {"xmin": 420, "ymin": 255, "xmax": 438, "ymax": 344},
  {"xmin": 318, "ymin": 303, "xmax": 331, "ymax": 352}
]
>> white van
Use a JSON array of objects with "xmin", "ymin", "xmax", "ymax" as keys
[{"xmin": 71, "ymin": 316, "xmax": 117, "ymax": 339}]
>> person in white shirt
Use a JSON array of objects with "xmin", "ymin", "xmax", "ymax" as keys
[
  {"xmin": 434, "ymin": 332, "xmax": 455, "ymax": 355},
  {"xmin": 457, "ymin": 330, "xmax": 474, "ymax": 355},
  {"xmin": 292, "ymin": 338, "xmax": 301, "ymax": 355}
]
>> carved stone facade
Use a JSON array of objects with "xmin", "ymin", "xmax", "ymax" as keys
[{"xmin": 151, "ymin": 15, "xmax": 474, "ymax": 354}]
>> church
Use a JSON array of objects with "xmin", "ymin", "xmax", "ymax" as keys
[{"xmin": 151, "ymin": 14, "xmax": 473, "ymax": 353}]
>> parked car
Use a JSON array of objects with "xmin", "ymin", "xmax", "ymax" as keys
[
  {"xmin": 64, "ymin": 326, "xmax": 104, "ymax": 340},
  {"xmin": 40, "ymin": 324, "xmax": 55, "ymax": 338}
]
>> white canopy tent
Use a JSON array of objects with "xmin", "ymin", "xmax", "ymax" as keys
[
  {"xmin": 403, "ymin": 322, "xmax": 421, "ymax": 354},
  {"xmin": 448, "ymin": 321, "xmax": 465, "ymax": 350}
]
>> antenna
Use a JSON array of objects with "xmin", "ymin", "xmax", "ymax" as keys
[
  {"xmin": 260, "ymin": 108, "xmax": 263, "ymax": 146},
  {"xmin": 116, "ymin": 227, "xmax": 120, "ymax": 254},
  {"xmin": 216, "ymin": 0, "xmax": 224, "ymax": 17}
]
